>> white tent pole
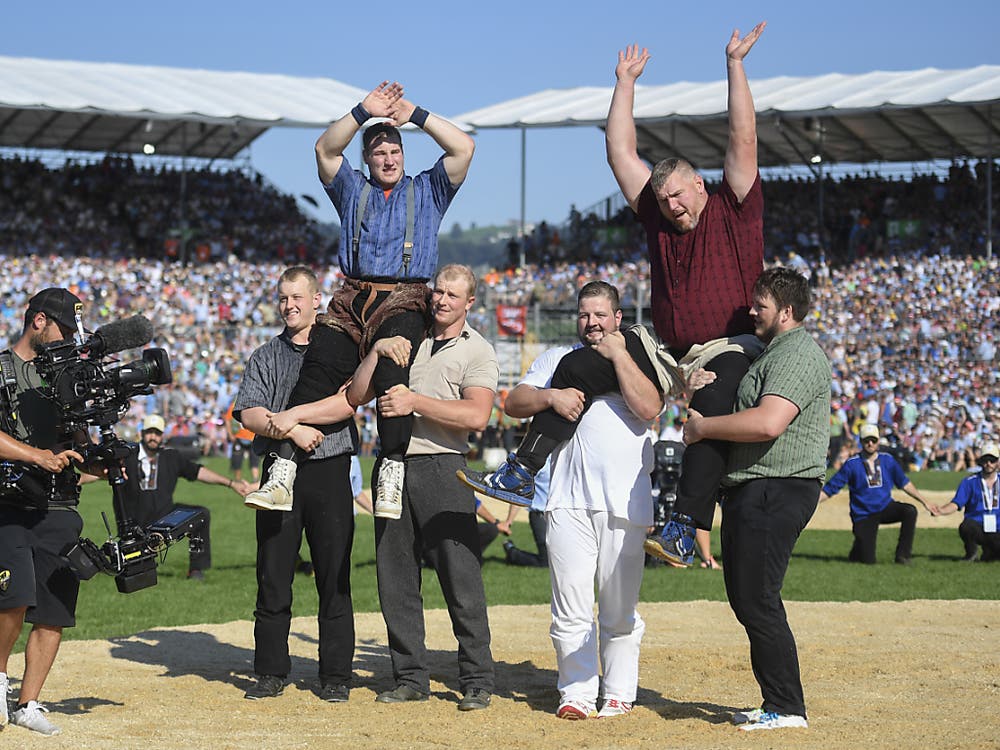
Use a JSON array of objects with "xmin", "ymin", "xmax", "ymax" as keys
[
  {"xmin": 988, "ymin": 104, "xmax": 993, "ymax": 260},
  {"xmin": 519, "ymin": 127, "xmax": 527, "ymax": 268}
]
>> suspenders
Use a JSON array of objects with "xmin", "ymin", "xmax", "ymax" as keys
[{"xmin": 351, "ymin": 180, "xmax": 415, "ymax": 277}]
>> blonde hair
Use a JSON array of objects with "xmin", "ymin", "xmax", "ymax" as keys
[
  {"xmin": 278, "ymin": 266, "xmax": 319, "ymax": 295},
  {"xmin": 434, "ymin": 264, "xmax": 477, "ymax": 297}
]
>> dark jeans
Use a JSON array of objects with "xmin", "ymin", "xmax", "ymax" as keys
[
  {"xmin": 721, "ymin": 477, "xmax": 820, "ymax": 718},
  {"xmin": 375, "ymin": 453, "xmax": 494, "ymax": 693},
  {"xmin": 505, "ymin": 510, "xmax": 548, "ymax": 567},
  {"xmin": 529, "ymin": 330, "xmax": 660, "ymax": 442},
  {"xmin": 959, "ymin": 517, "xmax": 1000, "ymax": 560},
  {"xmin": 253, "ymin": 454, "xmax": 355, "ymax": 685},
  {"xmin": 849, "ymin": 501, "xmax": 917, "ymax": 563},
  {"xmin": 286, "ymin": 312, "xmax": 426, "ymax": 459},
  {"xmin": 674, "ymin": 351, "xmax": 751, "ymax": 529}
]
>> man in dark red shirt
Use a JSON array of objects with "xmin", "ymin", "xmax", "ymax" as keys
[
  {"xmin": 459, "ymin": 26, "xmax": 766, "ymax": 565},
  {"xmin": 609, "ymin": 24, "xmax": 767, "ymax": 566}
]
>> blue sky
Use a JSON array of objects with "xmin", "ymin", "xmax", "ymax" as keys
[{"xmin": 6, "ymin": 1, "xmax": 996, "ymax": 230}]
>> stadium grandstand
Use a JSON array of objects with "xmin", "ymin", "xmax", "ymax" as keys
[{"xmin": 0, "ymin": 57, "xmax": 996, "ymax": 474}]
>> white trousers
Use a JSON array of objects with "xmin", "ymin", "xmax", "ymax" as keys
[{"xmin": 546, "ymin": 508, "xmax": 647, "ymax": 705}]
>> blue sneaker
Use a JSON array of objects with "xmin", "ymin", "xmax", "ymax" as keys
[
  {"xmin": 644, "ymin": 514, "xmax": 696, "ymax": 566},
  {"xmin": 456, "ymin": 454, "xmax": 535, "ymax": 507}
]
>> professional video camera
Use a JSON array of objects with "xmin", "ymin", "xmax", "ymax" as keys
[
  {"xmin": 646, "ymin": 440, "xmax": 684, "ymax": 567},
  {"xmin": 0, "ymin": 314, "xmax": 201, "ymax": 593}
]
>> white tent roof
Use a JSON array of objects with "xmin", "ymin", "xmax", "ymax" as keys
[
  {"xmin": 0, "ymin": 56, "xmax": 372, "ymax": 159},
  {"xmin": 454, "ymin": 66, "xmax": 1000, "ymax": 169}
]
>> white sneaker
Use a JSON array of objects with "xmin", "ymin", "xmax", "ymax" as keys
[
  {"xmin": 738, "ymin": 711, "xmax": 808, "ymax": 731},
  {"xmin": 11, "ymin": 700, "xmax": 61, "ymax": 736},
  {"xmin": 374, "ymin": 458, "xmax": 405, "ymax": 519},
  {"xmin": 0, "ymin": 671, "xmax": 9, "ymax": 728},
  {"xmin": 596, "ymin": 698, "xmax": 633, "ymax": 718},
  {"xmin": 731, "ymin": 707, "xmax": 765, "ymax": 725},
  {"xmin": 244, "ymin": 455, "xmax": 296, "ymax": 512},
  {"xmin": 555, "ymin": 699, "xmax": 596, "ymax": 720}
]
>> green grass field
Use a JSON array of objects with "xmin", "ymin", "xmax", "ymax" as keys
[{"xmin": 16, "ymin": 458, "xmax": 994, "ymax": 649}]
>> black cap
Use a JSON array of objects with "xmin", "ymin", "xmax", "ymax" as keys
[
  {"xmin": 27, "ymin": 288, "xmax": 83, "ymax": 330},
  {"xmin": 362, "ymin": 122, "xmax": 403, "ymax": 153}
]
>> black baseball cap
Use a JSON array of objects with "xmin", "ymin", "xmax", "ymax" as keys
[{"xmin": 27, "ymin": 287, "xmax": 83, "ymax": 330}]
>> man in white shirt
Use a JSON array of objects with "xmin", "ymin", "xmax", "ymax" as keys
[{"xmin": 501, "ymin": 281, "xmax": 662, "ymax": 719}]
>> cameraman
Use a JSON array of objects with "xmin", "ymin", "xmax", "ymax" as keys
[
  {"xmin": 0, "ymin": 288, "xmax": 90, "ymax": 737},
  {"xmin": 117, "ymin": 414, "xmax": 252, "ymax": 581}
]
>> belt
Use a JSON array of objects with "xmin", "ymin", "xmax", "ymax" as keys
[{"xmin": 355, "ymin": 280, "xmax": 398, "ymax": 293}]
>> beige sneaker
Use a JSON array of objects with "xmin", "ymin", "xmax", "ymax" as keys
[
  {"xmin": 244, "ymin": 455, "xmax": 295, "ymax": 512},
  {"xmin": 374, "ymin": 458, "xmax": 405, "ymax": 519}
]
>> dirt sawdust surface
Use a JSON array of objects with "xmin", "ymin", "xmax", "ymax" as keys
[{"xmin": 5, "ymin": 491, "xmax": 997, "ymax": 750}]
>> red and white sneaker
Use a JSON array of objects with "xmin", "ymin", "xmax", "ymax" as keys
[
  {"xmin": 597, "ymin": 698, "xmax": 634, "ymax": 718},
  {"xmin": 556, "ymin": 699, "xmax": 596, "ymax": 720}
]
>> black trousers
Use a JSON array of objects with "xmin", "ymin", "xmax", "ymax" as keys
[
  {"xmin": 253, "ymin": 454, "xmax": 355, "ymax": 685},
  {"xmin": 674, "ymin": 351, "xmax": 751, "ymax": 529},
  {"xmin": 849, "ymin": 501, "xmax": 917, "ymax": 563},
  {"xmin": 959, "ymin": 517, "xmax": 1000, "ymax": 560},
  {"xmin": 375, "ymin": 453, "xmax": 494, "ymax": 694},
  {"xmin": 529, "ymin": 330, "xmax": 660, "ymax": 442},
  {"xmin": 721, "ymin": 477, "xmax": 819, "ymax": 718},
  {"xmin": 287, "ymin": 312, "xmax": 425, "ymax": 460},
  {"xmin": 505, "ymin": 511, "xmax": 548, "ymax": 567}
]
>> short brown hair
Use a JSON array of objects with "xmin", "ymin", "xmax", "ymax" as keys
[
  {"xmin": 577, "ymin": 280, "xmax": 621, "ymax": 312},
  {"xmin": 278, "ymin": 266, "xmax": 319, "ymax": 295},
  {"xmin": 753, "ymin": 267, "xmax": 812, "ymax": 321}
]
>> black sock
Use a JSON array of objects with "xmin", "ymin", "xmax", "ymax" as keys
[{"xmin": 513, "ymin": 430, "xmax": 559, "ymax": 473}]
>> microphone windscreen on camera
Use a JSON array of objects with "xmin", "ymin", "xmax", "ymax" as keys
[{"xmin": 92, "ymin": 316, "xmax": 155, "ymax": 355}]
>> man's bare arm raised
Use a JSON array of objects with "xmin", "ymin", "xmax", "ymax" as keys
[
  {"xmin": 606, "ymin": 44, "xmax": 652, "ymax": 212},
  {"xmin": 315, "ymin": 81, "xmax": 404, "ymax": 184},
  {"xmin": 388, "ymin": 98, "xmax": 475, "ymax": 186},
  {"xmin": 723, "ymin": 21, "xmax": 766, "ymax": 201}
]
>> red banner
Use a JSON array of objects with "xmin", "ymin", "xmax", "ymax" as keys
[{"xmin": 496, "ymin": 304, "xmax": 527, "ymax": 337}]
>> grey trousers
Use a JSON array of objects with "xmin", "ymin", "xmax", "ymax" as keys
[{"xmin": 375, "ymin": 452, "xmax": 494, "ymax": 693}]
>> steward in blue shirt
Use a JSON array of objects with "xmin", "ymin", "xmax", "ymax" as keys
[
  {"xmin": 243, "ymin": 81, "xmax": 475, "ymax": 523},
  {"xmin": 820, "ymin": 424, "xmax": 931, "ymax": 564},
  {"xmin": 930, "ymin": 441, "xmax": 1000, "ymax": 561}
]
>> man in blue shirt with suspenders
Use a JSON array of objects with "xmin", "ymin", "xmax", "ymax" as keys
[{"xmin": 244, "ymin": 81, "xmax": 474, "ymax": 521}]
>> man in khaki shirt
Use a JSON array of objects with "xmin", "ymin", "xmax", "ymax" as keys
[{"xmin": 347, "ymin": 264, "xmax": 497, "ymax": 712}]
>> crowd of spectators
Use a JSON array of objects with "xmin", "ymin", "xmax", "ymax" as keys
[
  {"xmin": 505, "ymin": 159, "xmax": 999, "ymax": 275},
  {"xmin": 0, "ymin": 155, "xmax": 334, "ymax": 263},
  {"xmin": 0, "ymin": 155, "xmax": 996, "ymax": 471}
]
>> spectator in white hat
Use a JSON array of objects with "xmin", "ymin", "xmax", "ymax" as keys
[
  {"xmin": 820, "ymin": 424, "xmax": 933, "ymax": 564},
  {"xmin": 929, "ymin": 441, "xmax": 1000, "ymax": 561}
]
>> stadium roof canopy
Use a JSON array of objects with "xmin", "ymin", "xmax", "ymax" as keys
[
  {"xmin": 453, "ymin": 66, "xmax": 1000, "ymax": 170},
  {"xmin": 0, "ymin": 56, "xmax": 374, "ymax": 160}
]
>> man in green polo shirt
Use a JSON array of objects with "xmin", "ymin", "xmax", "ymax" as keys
[
  {"xmin": 347, "ymin": 263, "xmax": 496, "ymax": 712},
  {"xmin": 682, "ymin": 267, "xmax": 831, "ymax": 733}
]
